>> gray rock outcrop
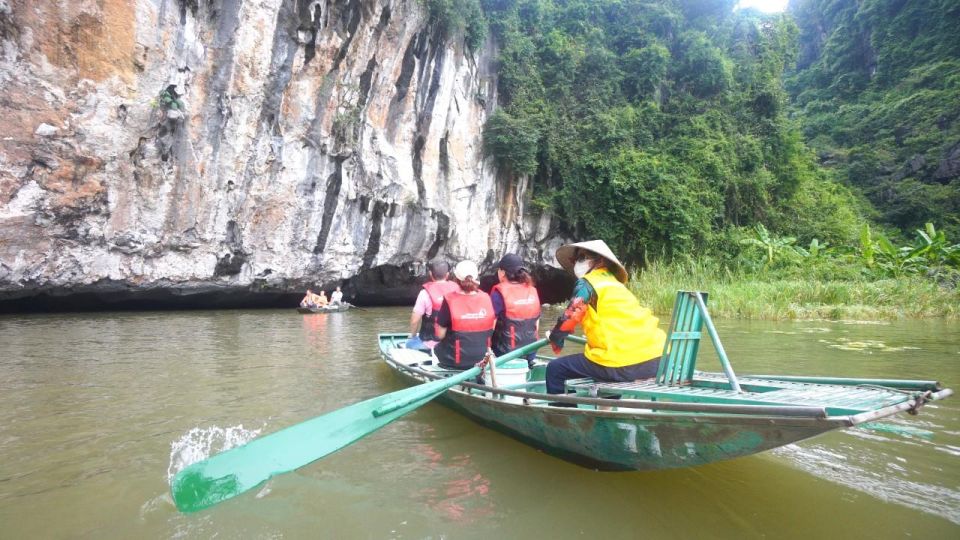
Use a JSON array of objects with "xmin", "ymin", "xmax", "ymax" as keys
[{"xmin": 0, "ymin": 0, "xmax": 568, "ymax": 310}]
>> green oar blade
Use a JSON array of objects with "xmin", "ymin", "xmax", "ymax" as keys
[{"xmin": 170, "ymin": 338, "xmax": 547, "ymax": 512}]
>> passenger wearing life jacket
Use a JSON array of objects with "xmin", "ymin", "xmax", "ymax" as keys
[
  {"xmin": 490, "ymin": 253, "xmax": 541, "ymax": 366},
  {"xmin": 406, "ymin": 260, "xmax": 459, "ymax": 350},
  {"xmin": 545, "ymin": 240, "xmax": 667, "ymax": 396},
  {"xmin": 434, "ymin": 260, "xmax": 496, "ymax": 370}
]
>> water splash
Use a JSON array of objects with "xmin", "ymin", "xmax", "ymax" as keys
[{"xmin": 167, "ymin": 425, "xmax": 263, "ymax": 482}]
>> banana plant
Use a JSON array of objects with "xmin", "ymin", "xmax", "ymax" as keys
[
  {"xmin": 874, "ymin": 235, "xmax": 921, "ymax": 277},
  {"xmin": 913, "ymin": 223, "xmax": 960, "ymax": 268},
  {"xmin": 859, "ymin": 223, "xmax": 875, "ymax": 268},
  {"xmin": 806, "ymin": 238, "xmax": 829, "ymax": 259},
  {"xmin": 739, "ymin": 224, "xmax": 801, "ymax": 265}
]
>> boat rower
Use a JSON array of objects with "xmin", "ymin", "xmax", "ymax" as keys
[{"xmin": 546, "ymin": 240, "xmax": 666, "ymax": 397}]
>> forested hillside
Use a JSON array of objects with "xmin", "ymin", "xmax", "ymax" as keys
[
  {"xmin": 429, "ymin": 0, "xmax": 958, "ymax": 269},
  {"xmin": 420, "ymin": 0, "xmax": 960, "ymax": 318},
  {"xmin": 448, "ymin": 0, "xmax": 859, "ymax": 265},
  {"xmin": 787, "ymin": 0, "xmax": 960, "ymax": 240}
]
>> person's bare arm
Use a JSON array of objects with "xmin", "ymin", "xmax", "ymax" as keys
[
  {"xmin": 436, "ymin": 325, "xmax": 448, "ymax": 340},
  {"xmin": 409, "ymin": 311, "xmax": 421, "ymax": 336}
]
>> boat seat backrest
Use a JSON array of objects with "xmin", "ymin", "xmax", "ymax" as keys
[{"xmin": 655, "ymin": 291, "xmax": 708, "ymax": 386}]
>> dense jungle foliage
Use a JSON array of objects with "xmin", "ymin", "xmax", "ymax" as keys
[
  {"xmin": 787, "ymin": 0, "xmax": 960, "ymax": 241},
  {"xmin": 426, "ymin": 0, "xmax": 959, "ymax": 315},
  {"xmin": 472, "ymin": 0, "xmax": 865, "ymax": 265}
]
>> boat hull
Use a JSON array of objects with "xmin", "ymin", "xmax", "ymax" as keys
[
  {"xmin": 381, "ymin": 348, "xmax": 846, "ymax": 471},
  {"xmin": 297, "ymin": 304, "xmax": 349, "ymax": 314}
]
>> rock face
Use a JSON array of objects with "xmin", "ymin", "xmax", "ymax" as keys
[{"xmin": 0, "ymin": 0, "xmax": 570, "ymax": 311}]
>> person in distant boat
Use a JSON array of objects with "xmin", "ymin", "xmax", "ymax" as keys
[
  {"xmin": 330, "ymin": 286, "xmax": 344, "ymax": 305},
  {"xmin": 491, "ymin": 253, "xmax": 541, "ymax": 367},
  {"xmin": 316, "ymin": 291, "xmax": 329, "ymax": 306},
  {"xmin": 434, "ymin": 260, "xmax": 496, "ymax": 370},
  {"xmin": 545, "ymin": 240, "xmax": 666, "ymax": 396},
  {"xmin": 300, "ymin": 289, "xmax": 324, "ymax": 308},
  {"xmin": 406, "ymin": 260, "xmax": 459, "ymax": 350}
]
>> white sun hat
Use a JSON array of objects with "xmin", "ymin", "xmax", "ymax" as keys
[
  {"xmin": 555, "ymin": 239, "xmax": 629, "ymax": 283},
  {"xmin": 453, "ymin": 260, "xmax": 480, "ymax": 281}
]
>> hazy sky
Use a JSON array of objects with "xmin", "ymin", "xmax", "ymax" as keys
[{"xmin": 736, "ymin": 0, "xmax": 789, "ymax": 13}]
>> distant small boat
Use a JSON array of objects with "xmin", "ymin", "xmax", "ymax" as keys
[
  {"xmin": 377, "ymin": 291, "xmax": 952, "ymax": 471},
  {"xmin": 297, "ymin": 303, "xmax": 350, "ymax": 314}
]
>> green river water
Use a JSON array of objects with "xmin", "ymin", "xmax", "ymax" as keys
[{"xmin": 0, "ymin": 307, "xmax": 957, "ymax": 538}]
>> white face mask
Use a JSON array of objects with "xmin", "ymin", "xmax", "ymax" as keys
[{"xmin": 573, "ymin": 259, "xmax": 593, "ymax": 279}]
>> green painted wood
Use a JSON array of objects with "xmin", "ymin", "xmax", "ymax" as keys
[
  {"xmin": 692, "ymin": 292, "xmax": 742, "ymax": 392},
  {"xmin": 654, "ymin": 292, "xmax": 709, "ymax": 386},
  {"xmin": 669, "ymin": 331, "xmax": 702, "ymax": 340},
  {"xmin": 656, "ymin": 292, "xmax": 683, "ymax": 383},
  {"xmin": 563, "ymin": 379, "xmax": 908, "ymax": 415},
  {"xmin": 743, "ymin": 375, "xmax": 942, "ymax": 392},
  {"xmin": 170, "ymin": 338, "xmax": 548, "ymax": 513}
]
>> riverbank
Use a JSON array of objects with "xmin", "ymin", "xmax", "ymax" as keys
[{"xmin": 631, "ymin": 261, "xmax": 960, "ymax": 320}]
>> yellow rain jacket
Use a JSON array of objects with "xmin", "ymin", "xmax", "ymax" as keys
[{"xmin": 582, "ymin": 269, "xmax": 666, "ymax": 367}]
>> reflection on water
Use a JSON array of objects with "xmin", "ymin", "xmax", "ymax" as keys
[{"xmin": 0, "ymin": 308, "xmax": 957, "ymax": 537}]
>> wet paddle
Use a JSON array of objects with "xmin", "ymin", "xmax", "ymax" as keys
[{"xmin": 170, "ymin": 338, "xmax": 548, "ymax": 513}]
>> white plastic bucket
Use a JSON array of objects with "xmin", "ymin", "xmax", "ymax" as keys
[{"xmin": 487, "ymin": 359, "xmax": 529, "ymax": 387}]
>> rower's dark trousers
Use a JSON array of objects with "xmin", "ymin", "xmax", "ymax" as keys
[{"xmin": 545, "ymin": 353, "xmax": 661, "ymax": 394}]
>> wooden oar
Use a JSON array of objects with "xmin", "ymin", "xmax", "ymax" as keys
[{"xmin": 170, "ymin": 338, "xmax": 548, "ymax": 513}]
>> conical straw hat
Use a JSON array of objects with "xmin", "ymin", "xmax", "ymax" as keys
[{"xmin": 556, "ymin": 240, "xmax": 629, "ymax": 283}]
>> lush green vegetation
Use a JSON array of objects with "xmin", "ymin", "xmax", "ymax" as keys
[
  {"xmin": 631, "ymin": 221, "xmax": 960, "ymax": 319},
  {"xmin": 471, "ymin": 0, "xmax": 874, "ymax": 265},
  {"xmin": 423, "ymin": 1, "xmax": 960, "ymax": 318},
  {"xmin": 632, "ymin": 261, "xmax": 959, "ymax": 320},
  {"xmin": 787, "ymin": 0, "xmax": 960, "ymax": 239},
  {"xmin": 424, "ymin": 0, "xmax": 488, "ymax": 51}
]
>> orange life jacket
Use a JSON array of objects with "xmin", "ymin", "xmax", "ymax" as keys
[
  {"xmin": 419, "ymin": 280, "xmax": 460, "ymax": 341},
  {"xmin": 491, "ymin": 281, "xmax": 540, "ymax": 356},
  {"xmin": 435, "ymin": 290, "xmax": 495, "ymax": 369}
]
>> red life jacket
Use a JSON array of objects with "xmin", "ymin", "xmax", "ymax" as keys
[
  {"xmin": 418, "ymin": 280, "xmax": 460, "ymax": 341},
  {"xmin": 491, "ymin": 282, "xmax": 541, "ymax": 356},
  {"xmin": 435, "ymin": 290, "xmax": 495, "ymax": 369}
]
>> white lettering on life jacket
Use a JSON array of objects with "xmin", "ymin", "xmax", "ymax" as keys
[
  {"xmin": 459, "ymin": 309, "xmax": 488, "ymax": 320},
  {"xmin": 513, "ymin": 296, "xmax": 536, "ymax": 305}
]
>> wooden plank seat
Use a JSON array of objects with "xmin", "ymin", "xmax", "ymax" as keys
[{"xmin": 564, "ymin": 375, "xmax": 912, "ymax": 415}]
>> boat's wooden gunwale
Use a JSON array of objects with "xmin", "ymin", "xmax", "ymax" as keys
[
  {"xmin": 382, "ymin": 355, "xmax": 853, "ymax": 428},
  {"xmin": 568, "ymin": 372, "xmax": 924, "ymax": 415},
  {"xmin": 378, "ymin": 332, "xmax": 950, "ymax": 426}
]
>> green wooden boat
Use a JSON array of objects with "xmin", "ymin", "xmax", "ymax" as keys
[
  {"xmin": 297, "ymin": 303, "xmax": 350, "ymax": 314},
  {"xmin": 378, "ymin": 291, "xmax": 952, "ymax": 471}
]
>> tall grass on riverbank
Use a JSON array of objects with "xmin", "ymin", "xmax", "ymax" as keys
[{"xmin": 631, "ymin": 259, "xmax": 960, "ymax": 320}]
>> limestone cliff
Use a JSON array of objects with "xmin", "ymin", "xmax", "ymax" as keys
[{"xmin": 0, "ymin": 0, "xmax": 567, "ymax": 310}]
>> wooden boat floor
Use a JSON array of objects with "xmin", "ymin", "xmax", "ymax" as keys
[{"xmin": 565, "ymin": 372, "xmax": 913, "ymax": 414}]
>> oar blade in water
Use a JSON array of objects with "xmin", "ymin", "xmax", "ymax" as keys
[
  {"xmin": 170, "ymin": 338, "xmax": 547, "ymax": 512},
  {"xmin": 171, "ymin": 375, "xmax": 458, "ymax": 512}
]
